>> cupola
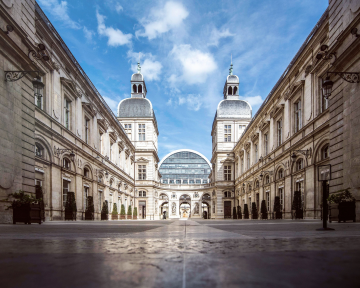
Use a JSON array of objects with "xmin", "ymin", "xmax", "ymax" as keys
[
  {"xmin": 131, "ymin": 62, "xmax": 147, "ymax": 98},
  {"xmin": 223, "ymin": 61, "xmax": 239, "ymax": 100}
]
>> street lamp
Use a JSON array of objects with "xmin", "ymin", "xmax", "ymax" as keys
[{"xmin": 316, "ymin": 164, "xmax": 334, "ymax": 231}]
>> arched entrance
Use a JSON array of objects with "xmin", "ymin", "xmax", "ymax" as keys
[
  {"xmin": 202, "ymin": 193, "xmax": 211, "ymax": 219},
  {"xmin": 179, "ymin": 194, "xmax": 191, "ymax": 218}
]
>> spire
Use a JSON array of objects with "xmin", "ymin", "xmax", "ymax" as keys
[
  {"xmin": 137, "ymin": 53, "xmax": 141, "ymax": 73},
  {"xmin": 229, "ymin": 54, "xmax": 233, "ymax": 75}
]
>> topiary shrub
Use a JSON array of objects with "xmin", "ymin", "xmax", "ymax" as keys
[
  {"xmin": 237, "ymin": 206, "xmax": 242, "ymax": 219},
  {"xmin": 120, "ymin": 204, "xmax": 126, "ymax": 219},
  {"xmin": 133, "ymin": 207, "xmax": 138, "ymax": 220},
  {"xmin": 233, "ymin": 206, "xmax": 237, "ymax": 219},
  {"xmin": 101, "ymin": 200, "xmax": 108, "ymax": 220},
  {"xmin": 244, "ymin": 204, "xmax": 249, "ymax": 219},
  {"xmin": 65, "ymin": 192, "xmax": 77, "ymax": 221},
  {"xmin": 292, "ymin": 191, "xmax": 303, "ymax": 219},
  {"xmin": 251, "ymin": 202, "xmax": 258, "ymax": 219},
  {"xmin": 112, "ymin": 203, "xmax": 118, "ymax": 220},
  {"xmin": 85, "ymin": 196, "xmax": 94, "ymax": 220},
  {"xmin": 127, "ymin": 205, "xmax": 132, "ymax": 219},
  {"xmin": 274, "ymin": 196, "xmax": 282, "ymax": 219},
  {"xmin": 260, "ymin": 200, "xmax": 268, "ymax": 220}
]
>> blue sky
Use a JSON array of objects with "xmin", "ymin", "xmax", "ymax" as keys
[{"xmin": 38, "ymin": 0, "xmax": 328, "ymax": 161}]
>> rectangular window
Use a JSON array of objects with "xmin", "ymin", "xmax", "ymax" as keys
[
  {"xmin": 110, "ymin": 142, "xmax": 114, "ymax": 161},
  {"xmin": 294, "ymin": 101, "xmax": 302, "ymax": 132},
  {"xmin": 266, "ymin": 192, "xmax": 270, "ymax": 212},
  {"xmin": 64, "ymin": 99, "xmax": 71, "ymax": 129},
  {"xmin": 279, "ymin": 188, "xmax": 283, "ymax": 210},
  {"xmin": 241, "ymin": 158, "xmax": 244, "ymax": 174},
  {"xmin": 124, "ymin": 124, "xmax": 132, "ymax": 138},
  {"xmin": 320, "ymin": 78, "xmax": 329, "ymax": 112},
  {"xmin": 224, "ymin": 165, "xmax": 231, "ymax": 181},
  {"xmin": 84, "ymin": 186, "xmax": 89, "ymax": 210},
  {"xmin": 99, "ymin": 132, "xmax": 103, "ymax": 154},
  {"xmin": 224, "ymin": 125, "xmax": 231, "ymax": 142},
  {"xmin": 85, "ymin": 118, "xmax": 90, "ymax": 144},
  {"xmin": 138, "ymin": 124, "xmax": 145, "ymax": 141},
  {"xmin": 254, "ymin": 144, "xmax": 258, "ymax": 163},
  {"xmin": 264, "ymin": 134, "xmax": 268, "ymax": 155},
  {"xmin": 296, "ymin": 181, "xmax": 304, "ymax": 208},
  {"xmin": 247, "ymin": 152, "xmax": 250, "ymax": 169},
  {"xmin": 277, "ymin": 119, "xmax": 282, "ymax": 146},
  {"xmin": 63, "ymin": 179, "xmax": 70, "ymax": 208},
  {"xmin": 138, "ymin": 165, "xmax": 146, "ymax": 180},
  {"xmin": 99, "ymin": 191, "xmax": 102, "ymax": 212}
]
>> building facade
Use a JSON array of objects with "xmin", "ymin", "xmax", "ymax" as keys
[{"xmin": 1, "ymin": 0, "xmax": 359, "ymax": 222}]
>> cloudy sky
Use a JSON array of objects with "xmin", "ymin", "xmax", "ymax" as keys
[{"xmin": 38, "ymin": 0, "xmax": 328, "ymax": 161}]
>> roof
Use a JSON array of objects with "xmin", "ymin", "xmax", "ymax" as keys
[
  {"xmin": 216, "ymin": 99, "xmax": 252, "ymax": 118},
  {"xmin": 118, "ymin": 98, "xmax": 154, "ymax": 118},
  {"xmin": 159, "ymin": 149, "xmax": 212, "ymax": 168},
  {"xmin": 131, "ymin": 73, "xmax": 143, "ymax": 82},
  {"xmin": 227, "ymin": 75, "xmax": 239, "ymax": 84}
]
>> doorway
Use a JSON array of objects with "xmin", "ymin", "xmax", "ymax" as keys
[
  {"xmin": 139, "ymin": 201, "xmax": 146, "ymax": 219},
  {"xmin": 179, "ymin": 202, "xmax": 190, "ymax": 218},
  {"xmin": 224, "ymin": 201, "xmax": 231, "ymax": 218}
]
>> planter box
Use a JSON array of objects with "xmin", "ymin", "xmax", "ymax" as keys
[
  {"xmin": 338, "ymin": 201, "xmax": 356, "ymax": 222},
  {"xmin": 275, "ymin": 212, "xmax": 283, "ymax": 219},
  {"xmin": 120, "ymin": 214, "xmax": 126, "ymax": 220},
  {"xmin": 133, "ymin": 215, "xmax": 137, "ymax": 220},
  {"xmin": 111, "ymin": 214, "xmax": 118, "ymax": 220},
  {"xmin": 127, "ymin": 215, "xmax": 132, "ymax": 220},
  {"xmin": 261, "ymin": 213, "xmax": 268, "ymax": 220},
  {"xmin": 101, "ymin": 213, "xmax": 108, "ymax": 220},
  {"xmin": 13, "ymin": 204, "xmax": 42, "ymax": 224},
  {"xmin": 65, "ymin": 210, "xmax": 76, "ymax": 221},
  {"xmin": 252, "ymin": 213, "xmax": 258, "ymax": 220},
  {"xmin": 85, "ymin": 211, "xmax": 94, "ymax": 220},
  {"xmin": 293, "ymin": 210, "xmax": 303, "ymax": 219}
]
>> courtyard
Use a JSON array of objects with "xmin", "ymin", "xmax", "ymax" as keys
[{"xmin": 0, "ymin": 219, "xmax": 359, "ymax": 288}]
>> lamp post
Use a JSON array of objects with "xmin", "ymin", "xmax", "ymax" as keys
[{"xmin": 316, "ymin": 164, "xmax": 334, "ymax": 231}]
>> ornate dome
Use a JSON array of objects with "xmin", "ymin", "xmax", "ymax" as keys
[
  {"xmin": 216, "ymin": 99, "xmax": 252, "ymax": 119},
  {"xmin": 226, "ymin": 75, "xmax": 239, "ymax": 84},
  {"xmin": 131, "ymin": 73, "xmax": 143, "ymax": 82},
  {"xmin": 117, "ymin": 98, "xmax": 154, "ymax": 118}
]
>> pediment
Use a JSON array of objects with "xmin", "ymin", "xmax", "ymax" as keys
[
  {"xmin": 136, "ymin": 157, "xmax": 149, "ymax": 163},
  {"xmin": 284, "ymin": 80, "xmax": 304, "ymax": 101},
  {"xmin": 270, "ymin": 104, "xmax": 285, "ymax": 119},
  {"xmin": 220, "ymin": 157, "xmax": 234, "ymax": 163},
  {"xmin": 259, "ymin": 120, "xmax": 270, "ymax": 131},
  {"xmin": 97, "ymin": 119, "xmax": 108, "ymax": 131},
  {"xmin": 61, "ymin": 77, "xmax": 81, "ymax": 98},
  {"xmin": 82, "ymin": 102, "xmax": 97, "ymax": 117}
]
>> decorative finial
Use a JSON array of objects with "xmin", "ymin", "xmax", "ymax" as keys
[
  {"xmin": 229, "ymin": 55, "xmax": 233, "ymax": 76},
  {"xmin": 137, "ymin": 53, "xmax": 141, "ymax": 73}
]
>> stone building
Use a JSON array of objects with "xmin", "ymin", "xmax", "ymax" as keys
[{"xmin": 0, "ymin": 0, "xmax": 359, "ymax": 222}]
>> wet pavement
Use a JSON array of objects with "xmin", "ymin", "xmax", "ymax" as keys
[{"xmin": 0, "ymin": 219, "xmax": 359, "ymax": 288}]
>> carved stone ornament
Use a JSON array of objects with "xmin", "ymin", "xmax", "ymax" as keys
[
  {"xmin": 2, "ymin": 0, "xmax": 14, "ymax": 8},
  {"xmin": 172, "ymin": 202, "xmax": 176, "ymax": 214}
]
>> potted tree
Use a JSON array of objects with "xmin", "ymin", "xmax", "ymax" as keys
[
  {"xmin": 260, "ymin": 200, "xmax": 268, "ymax": 220},
  {"xmin": 127, "ymin": 205, "xmax": 132, "ymax": 220},
  {"xmin": 233, "ymin": 206, "xmax": 237, "ymax": 219},
  {"xmin": 112, "ymin": 203, "xmax": 118, "ymax": 220},
  {"xmin": 85, "ymin": 196, "xmax": 94, "ymax": 220},
  {"xmin": 120, "ymin": 204, "xmax": 126, "ymax": 220},
  {"xmin": 292, "ymin": 191, "xmax": 303, "ymax": 219},
  {"xmin": 101, "ymin": 200, "xmax": 108, "ymax": 220},
  {"xmin": 237, "ymin": 206, "xmax": 242, "ymax": 219},
  {"xmin": 244, "ymin": 204, "xmax": 249, "ymax": 219},
  {"xmin": 328, "ymin": 189, "xmax": 356, "ymax": 223},
  {"xmin": 6, "ymin": 190, "xmax": 42, "ymax": 224},
  {"xmin": 133, "ymin": 207, "xmax": 138, "ymax": 220},
  {"xmin": 274, "ymin": 196, "xmax": 282, "ymax": 219},
  {"xmin": 251, "ymin": 202, "xmax": 258, "ymax": 219},
  {"xmin": 65, "ymin": 192, "xmax": 77, "ymax": 221}
]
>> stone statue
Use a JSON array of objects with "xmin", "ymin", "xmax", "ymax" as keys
[
  {"xmin": 194, "ymin": 202, "xmax": 199, "ymax": 214},
  {"xmin": 172, "ymin": 202, "xmax": 176, "ymax": 214}
]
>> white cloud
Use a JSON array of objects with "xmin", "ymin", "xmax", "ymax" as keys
[
  {"xmin": 242, "ymin": 96, "xmax": 263, "ymax": 107},
  {"xmin": 178, "ymin": 94, "xmax": 203, "ymax": 111},
  {"xmin": 170, "ymin": 44, "xmax": 217, "ymax": 84},
  {"xmin": 83, "ymin": 26, "xmax": 95, "ymax": 42},
  {"xmin": 115, "ymin": 3, "xmax": 123, "ymax": 13},
  {"xmin": 128, "ymin": 51, "xmax": 162, "ymax": 81},
  {"xmin": 96, "ymin": 11, "xmax": 132, "ymax": 46},
  {"xmin": 103, "ymin": 96, "xmax": 120, "ymax": 114},
  {"xmin": 38, "ymin": 0, "xmax": 81, "ymax": 29},
  {"xmin": 136, "ymin": 1, "xmax": 189, "ymax": 40},
  {"xmin": 208, "ymin": 28, "xmax": 235, "ymax": 46}
]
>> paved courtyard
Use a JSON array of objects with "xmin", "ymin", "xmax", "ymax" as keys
[{"xmin": 0, "ymin": 219, "xmax": 359, "ymax": 288}]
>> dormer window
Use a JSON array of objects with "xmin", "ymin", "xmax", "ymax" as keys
[{"xmin": 133, "ymin": 84, "xmax": 137, "ymax": 93}]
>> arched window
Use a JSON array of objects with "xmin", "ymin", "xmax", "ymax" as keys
[
  {"xmin": 63, "ymin": 158, "xmax": 71, "ymax": 169},
  {"xmin": 322, "ymin": 145, "xmax": 329, "ymax": 160},
  {"xmin": 133, "ymin": 84, "xmax": 137, "ymax": 93},
  {"xmin": 84, "ymin": 167, "xmax": 90, "ymax": 177},
  {"xmin": 35, "ymin": 143, "xmax": 44, "ymax": 157},
  {"xmin": 278, "ymin": 169, "xmax": 284, "ymax": 179},
  {"xmin": 265, "ymin": 175, "xmax": 270, "ymax": 184},
  {"xmin": 228, "ymin": 86, "xmax": 233, "ymax": 95},
  {"xmin": 98, "ymin": 176, "xmax": 103, "ymax": 183},
  {"xmin": 296, "ymin": 159, "xmax": 303, "ymax": 171},
  {"xmin": 138, "ymin": 84, "xmax": 142, "ymax": 93},
  {"xmin": 233, "ymin": 86, "xmax": 238, "ymax": 95}
]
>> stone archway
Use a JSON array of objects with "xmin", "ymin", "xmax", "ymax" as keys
[{"xmin": 179, "ymin": 202, "xmax": 191, "ymax": 218}]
